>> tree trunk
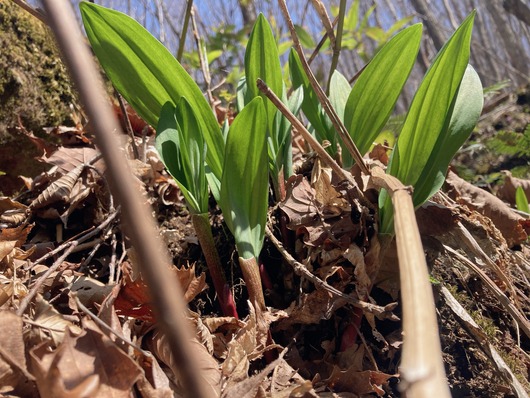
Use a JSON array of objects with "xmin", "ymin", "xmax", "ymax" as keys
[
  {"xmin": 409, "ymin": 0, "xmax": 447, "ymax": 50},
  {"xmin": 238, "ymin": 0, "xmax": 257, "ymax": 26}
]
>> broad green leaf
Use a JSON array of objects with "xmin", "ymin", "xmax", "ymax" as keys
[
  {"xmin": 380, "ymin": 12, "xmax": 477, "ymax": 234},
  {"xmin": 289, "ymin": 50, "xmax": 327, "ymax": 135},
  {"xmin": 344, "ymin": 24, "xmax": 421, "ymax": 158},
  {"xmin": 329, "ymin": 71, "xmax": 353, "ymax": 167},
  {"xmin": 412, "ymin": 64, "xmax": 483, "ymax": 206},
  {"xmin": 155, "ymin": 100, "xmax": 208, "ymax": 214},
  {"xmin": 220, "ymin": 98, "xmax": 268, "ymax": 260},
  {"xmin": 80, "ymin": 2, "xmax": 224, "ymax": 180},
  {"xmin": 289, "ymin": 50, "xmax": 336, "ymax": 153},
  {"xmin": 516, "ymin": 186, "xmax": 530, "ymax": 213},
  {"xmin": 245, "ymin": 13, "xmax": 283, "ymax": 133},
  {"xmin": 294, "ymin": 24, "xmax": 315, "ymax": 48}
]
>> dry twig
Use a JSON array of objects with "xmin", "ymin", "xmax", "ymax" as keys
[
  {"xmin": 265, "ymin": 226, "xmax": 397, "ymax": 320},
  {"xmin": 41, "ymin": 1, "xmax": 212, "ymax": 396}
]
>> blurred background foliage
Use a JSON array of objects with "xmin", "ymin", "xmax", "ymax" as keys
[{"xmin": 50, "ymin": 0, "xmax": 530, "ymax": 112}]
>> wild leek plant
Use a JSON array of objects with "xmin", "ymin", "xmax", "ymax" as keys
[
  {"xmin": 378, "ymin": 12, "xmax": 483, "ymax": 234},
  {"xmin": 79, "ymin": 1, "xmax": 225, "ymax": 197},
  {"xmin": 156, "ymin": 98, "xmax": 237, "ymax": 318},
  {"xmin": 241, "ymin": 14, "xmax": 301, "ymax": 201},
  {"xmin": 219, "ymin": 97, "xmax": 269, "ymax": 310},
  {"xmin": 80, "ymin": 1, "xmax": 269, "ymax": 312}
]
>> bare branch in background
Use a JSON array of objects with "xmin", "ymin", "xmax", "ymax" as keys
[
  {"xmin": 238, "ymin": 0, "xmax": 257, "ymax": 26},
  {"xmin": 409, "ymin": 0, "xmax": 447, "ymax": 50},
  {"xmin": 177, "ymin": 0, "xmax": 193, "ymax": 62},
  {"xmin": 191, "ymin": 6, "xmax": 215, "ymax": 107},
  {"xmin": 503, "ymin": 0, "xmax": 530, "ymax": 26}
]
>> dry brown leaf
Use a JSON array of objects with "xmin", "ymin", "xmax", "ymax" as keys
[
  {"xmin": 114, "ymin": 264, "xmax": 206, "ymax": 323},
  {"xmin": 280, "ymin": 174, "xmax": 319, "ymax": 227},
  {"xmin": 69, "ymin": 275, "xmax": 114, "ymax": 310},
  {"xmin": 136, "ymin": 353, "xmax": 173, "ymax": 398},
  {"xmin": 0, "ymin": 311, "xmax": 34, "ymax": 393},
  {"xmin": 30, "ymin": 320, "xmax": 142, "ymax": 398},
  {"xmin": 343, "ymin": 244, "xmax": 371, "ymax": 299},
  {"xmin": 0, "ymin": 223, "xmax": 33, "ymax": 248},
  {"xmin": 147, "ymin": 329, "xmax": 222, "ymax": 397},
  {"xmin": 498, "ymin": 170, "xmax": 530, "ymax": 205},
  {"xmin": 30, "ymin": 295, "xmax": 82, "ymax": 346},
  {"xmin": 30, "ymin": 162, "xmax": 86, "ymax": 210},
  {"xmin": 445, "ymin": 170, "xmax": 527, "ymax": 246},
  {"xmin": 43, "ymin": 147, "xmax": 101, "ymax": 175},
  {"xmin": 276, "ymin": 290, "xmax": 348, "ymax": 330},
  {"xmin": 321, "ymin": 366, "xmax": 395, "ymax": 396},
  {"xmin": 0, "ymin": 197, "xmax": 28, "ymax": 227}
]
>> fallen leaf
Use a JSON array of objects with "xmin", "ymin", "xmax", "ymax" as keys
[
  {"xmin": 0, "ymin": 311, "xmax": 34, "ymax": 394},
  {"xmin": 43, "ymin": 147, "xmax": 101, "ymax": 175},
  {"xmin": 446, "ymin": 170, "xmax": 527, "ymax": 246},
  {"xmin": 30, "ymin": 295, "xmax": 82, "ymax": 346},
  {"xmin": 114, "ymin": 264, "xmax": 206, "ymax": 323},
  {"xmin": 147, "ymin": 328, "xmax": 221, "ymax": 397},
  {"xmin": 322, "ymin": 366, "xmax": 395, "ymax": 395},
  {"xmin": 30, "ymin": 320, "xmax": 142, "ymax": 398},
  {"xmin": 276, "ymin": 290, "xmax": 348, "ymax": 330},
  {"xmin": 498, "ymin": 170, "xmax": 530, "ymax": 205}
]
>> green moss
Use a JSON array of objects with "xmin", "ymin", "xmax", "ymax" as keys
[{"xmin": 0, "ymin": 0, "xmax": 76, "ymax": 140}]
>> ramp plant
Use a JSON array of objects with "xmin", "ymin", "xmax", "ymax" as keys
[
  {"xmin": 80, "ymin": 1, "xmax": 269, "ymax": 313},
  {"xmin": 156, "ymin": 98, "xmax": 237, "ymax": 318}
]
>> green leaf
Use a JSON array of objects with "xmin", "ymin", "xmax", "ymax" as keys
[
  {"xmin": 412, "ymin": 64, "xmax": 483, "ymax": 205},
  {"xmin": 329, "ymin": 71, "xmax": 353, "ymax": 166},
  {"xmin": 516, "ymin": 186, "xmax": 530, "ymax": 213},
  {"xmin": 288, "ymin": 49, "xmax": 334, "ymax": 149},
  {"xmin": 80, "ymin": 2, "xmax": 224, "ymax": 180},
  {"xmin": 344, "ymin": 24, "xmax": 421, "ymax": 157},
  {"xmin": 155, "ymin": 99, "xmax": 208, "ymax": 214},
  {"xmin": 220, "ymin": 97, "xmax": 269, "ymax": 260},
  {"xmin": 380, "ymin": 12, "xmax": 477, "ymax": 234},
  {"xmin": 294, "ymin": 24, "xmax": 315, "ymax": 48},
  {"xmin": 244, "ymin": 13, "xmax": 283, "ymax": 133}
]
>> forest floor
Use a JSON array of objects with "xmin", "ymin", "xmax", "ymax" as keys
[{"xmin": 0, "ymin": 85, "xmax": 529, "ymax": 397}]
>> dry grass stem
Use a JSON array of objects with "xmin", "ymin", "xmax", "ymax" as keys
[{"xmin": 370, "ymin": 166, "xmax": 450, "ymax": 398}]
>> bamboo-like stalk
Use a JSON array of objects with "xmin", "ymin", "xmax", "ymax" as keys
[
  {"xmin": 191, "ymin": 213, "xmax": 238, "ymax": 318},
  {"xmin": 370, "ymin": 166, "xmax": 450, "ymax": 398},
  {"xmin": 41, "ymin": 1, "xmax": 210, "ymax": 397}
]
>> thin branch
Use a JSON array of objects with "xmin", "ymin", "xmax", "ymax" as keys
[
  {"xmin": 307, "ymin": 15, "xmax": 338, "ymax": 66},
  {"xmin": 177, "ymin": 0, "xmax": 194, "ymax": 62},
  {"xmin": 11, "ymin": 0, "xmax": 47, "ymax": 25},
  {"xmin": 17, "ymin": 209, "xmax": 120, "ymax": 316},
  {"xmin": 265, "ymin": 226, "xmax": 397, "ymax": 320},
  {"xmin": 322, "ymin": 0, "xmax": 345, "ymax": 92},
  {"xmin": 257, "ymin": 79, "xmax": 356, "ymax": 187},
  {"xmin": 116, "ymin": 92, "xmax": 140, "ymax": 160},
  {"xmin": 191, "ymin": 6, "xmax": 215, "ymax": 107},
  {"xmin": 74, "ymin": 294, "xmax": 150, "ymax": 356},
  {"xmin": 278, "ymin": 0, "xmax": 369, "ymax": 175},
  {"xmin": 443, "ymin": 245, "xmax": 530, "ymax": 341}
]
